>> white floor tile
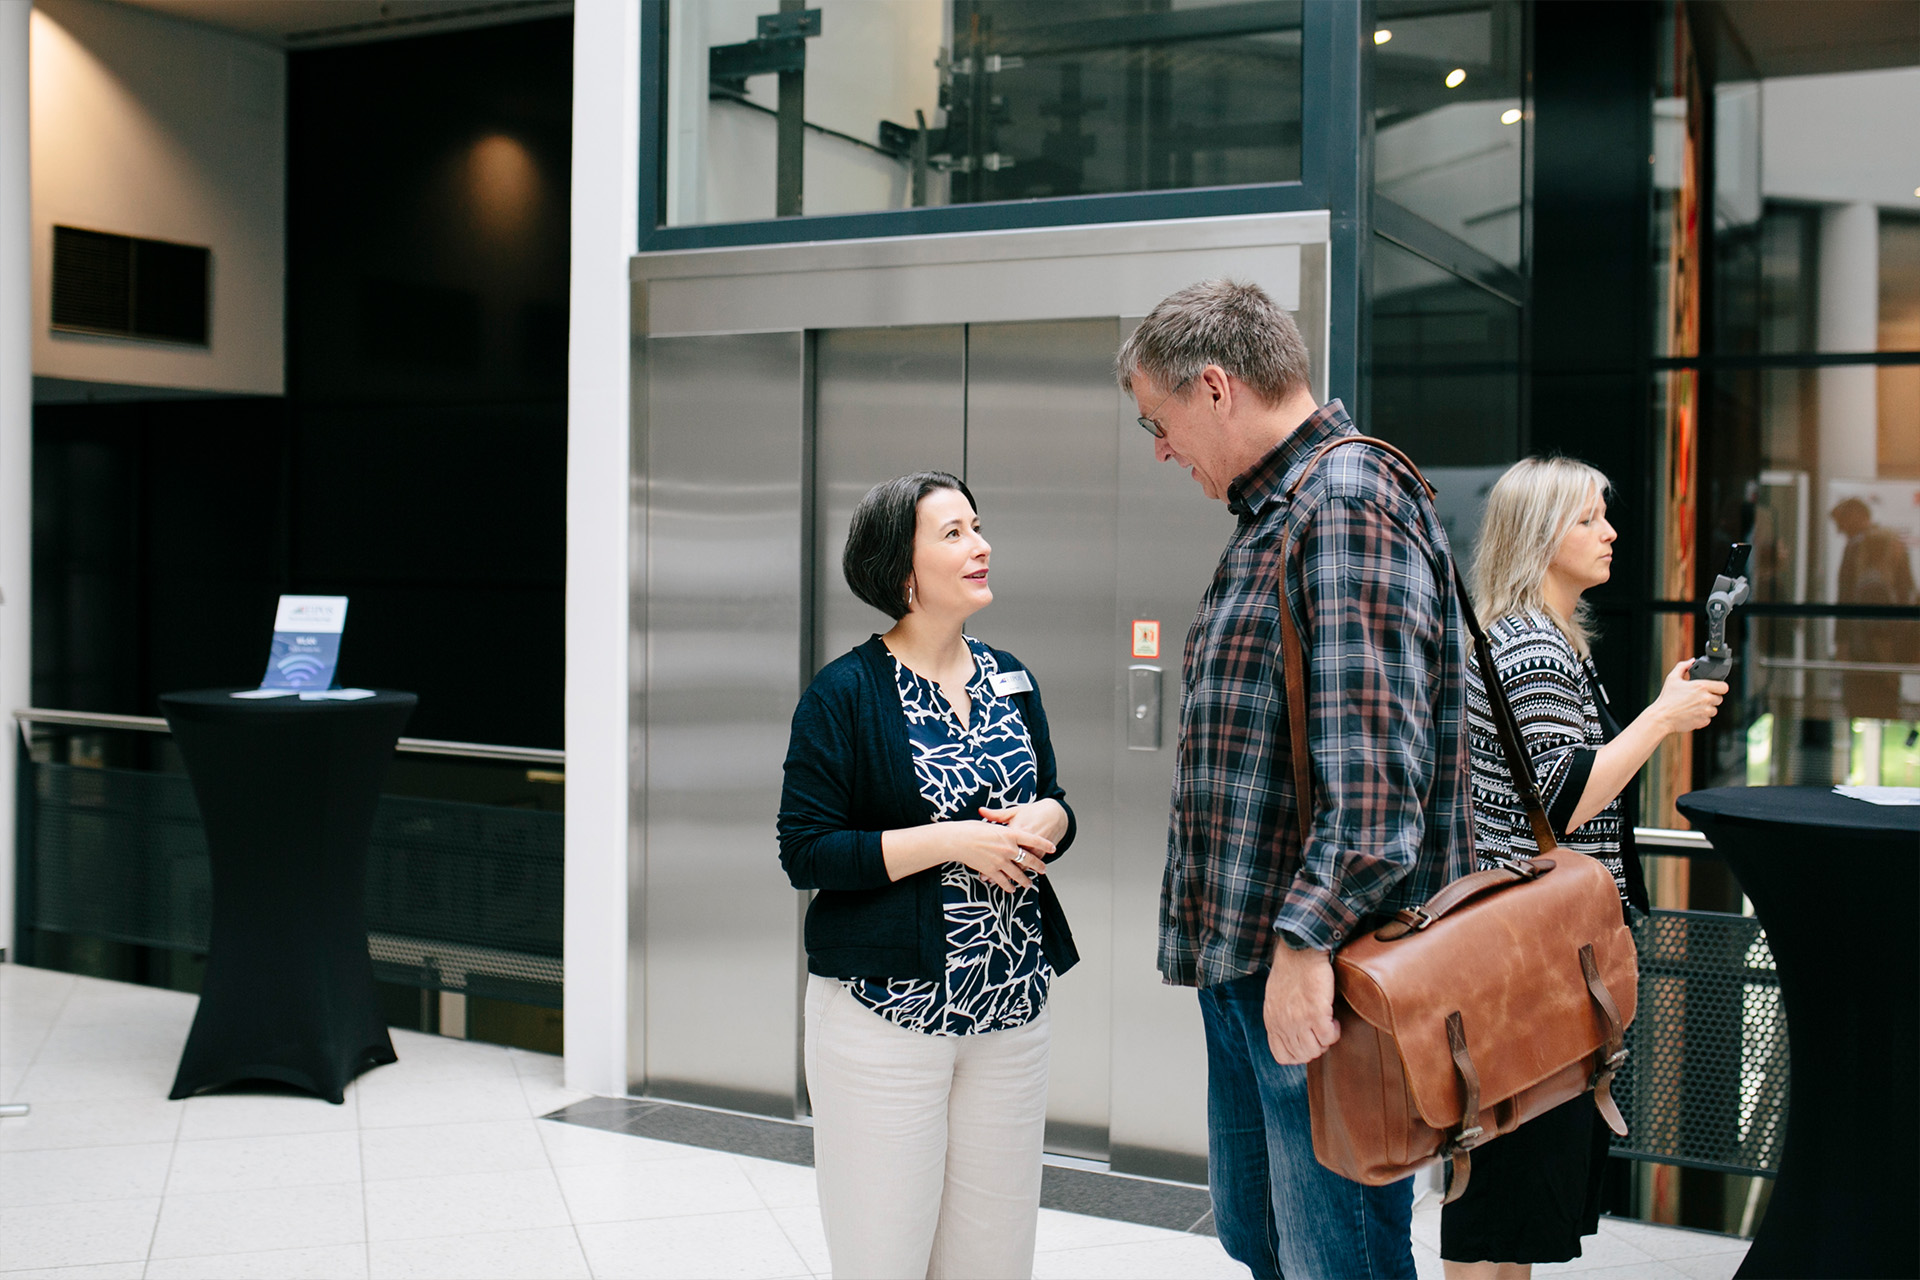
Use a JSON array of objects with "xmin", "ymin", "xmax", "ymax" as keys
[
  {"xmin": 28, "ymin": 1023, "xmax": 186, "ymax": 1066},
  {"xmin": 177, "ymin": 1089, "xmax": 359, "ymax": 1141},
  {"xmin": 0, "ymin": 1197, "xmax": 160, "ymax": 1271},
  {"xmin": 144, "ymin": 1244, "xmax": 371, "ymax": 1280},
  {"xmin": 0, "ymin": 1096, "xmax": 183, "ymax": 1152},
  {"xmin": 1033, "ymin": 1208, "xmax": 1190, "ymax": 1253},
  {"xmin": 536, "ymin": 1119, "xmax": 699, "ymax": 1168},
  {"xmin": 0, "ymin": 1141, "xmax": 173, "ymax": 1208},
  {"xmin": 362, "ymin": 1167, "xmax": 572, "ymax": 1243},
  {"xmin": 554, "ymin": 1152, "xmax": 764, "ymax": 1225},
  {"xmin": 1599, "ymin": 1218, "xmax": 1751, "ymax": 1262},
  {"xmin": 736, "ymin": 1155, "xmax": 818, "ymax": 1210},
  {"xmin": 1665, "ymin": 1249, "xmax": 1750, "ymax": 1280},
  {"xmin": 13, "ymin": 1056, "xmax": 179, "ymax": 1103},
  {"xmin": 767, "ymin": 1205, "xmax": 829, "ymax": 1275},
  {"xmin": 360, "ymin": 1119, "xmax": 549, "ymax": 1182},
  {"xmin": 357, "ymin": 1035, "xmax": 520, "ymax": 1090},
  {"xmin": 0, "ymin": 1263, "xmax": 147, "ymax": 1280},
  {"xmin": 54, "ymin": 983, "xmax": 196, "ymax": 1029},
  {"xmin": 1537, "ymin": 1265, "xmax": 1685, "ymax": 1280},
  {"xmin": 367, "ymin": 1225, "xmax": 592, "ymax": 1280},
  {"xmin": 354, "ymin": 1076, "xmax": 530, "ymax": 1130},
  {"xmin": 1030, "ymin": 1234, "xmax": 1252, "ymax": 1280},
  {"xmin": 519, "ymin": 1077, "xmax": 597, "ymax": 1119},
  {"xmin": 1410, "ymin": 1199, "xmax": 1442, "ymax": 1252},
  {"xmin": 1413, "ymin": 1239, "xmax": 1445, "ymax": 1280},
  {"xmin": 575, "ymin": 1210, "xmax": 812, "ymax": 1280},
  {"xmin": 1535, "ymin": 1225, "xmax": 1660, "ymax": 1274},
  {"xmin": 0, "ymin": 962, "xmax": 78, "ymax": 1008},
  {"xmin": 148, "ymin": 1181, "xmax": 365, "ymax": 1259},
  {"xmin": 165, "ymin": 1130, "xmax": 363, "ymax": 1195}
]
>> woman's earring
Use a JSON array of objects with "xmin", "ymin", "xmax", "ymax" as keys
[{"xmin": 906, "ymin": 584, "xmax": 916, "ymax": 608}]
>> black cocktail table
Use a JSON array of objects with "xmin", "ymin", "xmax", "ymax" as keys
[
  {"xmin": 1676, "ymin": 785, "xmax": 1919, "ymax": 1279},
  {"xmin": 161, "ymin": 689, "xmax": 417, "ymax": 1103}
]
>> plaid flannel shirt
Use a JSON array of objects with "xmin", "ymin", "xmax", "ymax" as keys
[{"xmin": 1159, "ymin": 402, "xmax": 1473, "ymax": 988}]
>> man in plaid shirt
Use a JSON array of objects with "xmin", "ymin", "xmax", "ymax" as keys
[{"xmin": 1117, "ymin": 280, "xmax": 1472, "ymax": 1279}]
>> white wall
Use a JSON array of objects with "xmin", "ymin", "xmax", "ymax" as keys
[
  {"xmin": 1761, "ymin": 66, "xmax": 1920, "ymax": 210},
  {"xmin": 2, "ymin": 0, "xmax": 34, "ymax": 957},
  {"xmin": 564, "ymin": 0, "xmax": 641, "ymax": 1098},
  {"xmin": 29, "ymin": 0, "xmax": 283, "ymax": 395}
]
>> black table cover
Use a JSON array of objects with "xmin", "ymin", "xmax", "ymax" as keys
[
  {"xmin": 162, "ymin": 689, "xmax": 416, "ymax": 1104},
  {"xmin": 1676, "ymin": 786, "xmax": 1919, "ymax": 1279}
]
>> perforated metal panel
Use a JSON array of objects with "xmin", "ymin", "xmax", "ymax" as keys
[
  {"xmin": 1610, "ymin": 909, "xmax": 1788, "ymax": 1176},
  {"xmin": 24, "ymin": 762, "xmax": 563, "ymax": 1008}
]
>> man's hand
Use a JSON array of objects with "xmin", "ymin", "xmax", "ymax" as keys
[{"xmin": 1264, "ymin": 940, "xmax": 1340, "ymax": 1065}]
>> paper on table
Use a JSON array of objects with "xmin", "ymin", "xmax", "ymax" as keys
[
  {"xmin": 231, "ymin": 688, "xmax": 301, "ymax": 700},
  {"xmin": 298, "ymin": 688, "xmax": 377, "ymax": 701},
  {"xmin": 1833, "ymin": 785, "xmax": 1920, "ymax": 806}
]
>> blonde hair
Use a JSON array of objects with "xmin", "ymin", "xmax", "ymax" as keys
[{"xmin": 1471, "ymin": 457, "xmax": 1614, "ymax": 657}]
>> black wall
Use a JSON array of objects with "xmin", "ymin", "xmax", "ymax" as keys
[
  {"xmin": 33, "ymin": 17, "xmax": 572, "ymax": 747},
  {"xmin": 1529, "ymin": 0, "xmax": 1657, "ymax": 712}
]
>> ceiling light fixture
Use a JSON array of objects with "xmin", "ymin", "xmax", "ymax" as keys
[
  {"xmin": 1446, "ymin": 68, "xmax": 1467, "ymax": 88},
  {"xmin": 1501, "ymin": 108, "xmax": 1523, "ymax": 125},
  {"xmin": 1374, "ymin": 29, "xmax": 1392, "ymax": 44}
]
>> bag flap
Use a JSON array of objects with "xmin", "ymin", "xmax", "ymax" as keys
[{"xmin": 1334, "ymin": 852, "xmax": 1638, "ymax": 1129}]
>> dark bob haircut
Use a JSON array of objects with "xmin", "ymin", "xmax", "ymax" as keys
[{"xmin": 843, "ymin": 471, "xmax": 977, "ymax": 620}]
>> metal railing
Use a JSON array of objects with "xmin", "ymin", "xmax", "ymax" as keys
[{"xmin": 12, "ymin": 708, "xmax": 566, "ymax": 1009}]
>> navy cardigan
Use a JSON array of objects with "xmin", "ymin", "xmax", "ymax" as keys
[{"xmin": 777, "ymin": 635, "xmax": 1080, "ymax": 983}]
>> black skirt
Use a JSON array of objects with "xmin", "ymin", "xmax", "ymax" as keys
[{"xmin": 1440, "ymin": 1094, "xmax": 1613, "ymax": 1264}]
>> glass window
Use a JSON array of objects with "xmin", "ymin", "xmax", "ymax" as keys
[
  {"xmin": 1371, "ymin": 1, "xmax": 1525, "ymax": 267},
  {"xmin": 1643, "ymin": 2, "xmax": 1920, "ymax": 817},
  {"xmin": 661, "ymin": 0, "xmax": 1304, "ymax": 227},
  {"xmin": 1368, "ymin": 237, "xmax": 1521, "ymax": 568}
]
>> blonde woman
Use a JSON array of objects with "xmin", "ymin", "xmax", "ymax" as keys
[{"xmin": 1441, "ymin": 457, "xmax": 1727, "ymax": 1279}]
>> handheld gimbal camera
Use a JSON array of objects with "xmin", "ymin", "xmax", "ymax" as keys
[{"xmin": 1688, "ymin": 543, "xmax": 1752, "ymax": 681}]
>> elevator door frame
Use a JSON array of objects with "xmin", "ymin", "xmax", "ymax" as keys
[{"xmin": 629, "ymin": 212, "xmax": 1333, "ymax": 1175}]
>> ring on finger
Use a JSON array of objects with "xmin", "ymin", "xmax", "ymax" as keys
[{"xmin": 1013, "ymin": 851, "xmax": 1028, "ymax": 864}]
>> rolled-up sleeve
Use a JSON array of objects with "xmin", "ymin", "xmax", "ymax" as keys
[{"xmin": 1275, "ymin": 495, "xmax": 1446, "ymax": 951}]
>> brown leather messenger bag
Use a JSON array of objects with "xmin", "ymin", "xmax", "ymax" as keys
[{"xmin": 1276, "ymin": 435, "xmax": 1637, "ymax": 1204}]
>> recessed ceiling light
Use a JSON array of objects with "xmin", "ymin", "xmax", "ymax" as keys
[
  {"xmin": 1446, "ymin": 68, "xmax": 1467, "ymax": 88},
  {"xmin": 1374, "ymin": 29, "xmax": 1392, "ymax": 44},
  {"xmin": 1501, "ymin": 108, "xmax": 1523, "ymax": 125},
  {"xmin": 1914, "ymin": 186, "xmax": 1920, "ymax": 197}
]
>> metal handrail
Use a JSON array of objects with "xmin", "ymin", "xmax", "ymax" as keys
[
  {"xmin": 11, "ymin": 707, "xmax": 565, "ymax": 767},
  {"xmin": 1635, "ymin": 826, "xmax": 1714, "ymax": 852}
]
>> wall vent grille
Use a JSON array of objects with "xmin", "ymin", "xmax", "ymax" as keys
[{"xmin": 51, "ymin": 226, "xmax": 210, "ymax": 346}]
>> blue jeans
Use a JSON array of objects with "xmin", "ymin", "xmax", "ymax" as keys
[{"xmin": 1199, "ymin": 972, "xmax": 1415, "ymax": 1280}]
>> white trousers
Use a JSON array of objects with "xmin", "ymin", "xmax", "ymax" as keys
[{"xmin": 804, "ymin": 974, "xmax": 1051, "ymax": 1280}]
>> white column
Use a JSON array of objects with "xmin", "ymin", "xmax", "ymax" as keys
[
  {"xmin": 0, "ymin": 0, "xmax": 34, "ymax": 959},
  {"xmin": 564, "ymin": 0, "xmax": 642, "ymax": 1096},
  {"xmin": 1817, "ymin": 201, "xmax": 1879, "ymax": 484}
]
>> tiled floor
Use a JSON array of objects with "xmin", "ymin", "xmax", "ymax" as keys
[{"xmin": 0, "ymin": 962, "xmax": 1750, "ymax": 1279}]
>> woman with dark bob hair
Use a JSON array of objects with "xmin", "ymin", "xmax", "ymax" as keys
[{"xmin": 778, "ymin": 471, "xmax": 1078, "ymax": 1279}]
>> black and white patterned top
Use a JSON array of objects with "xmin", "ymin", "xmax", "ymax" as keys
[
  {"xmin": 845, "ymin": 637, "xmax": 1052, "ymax": 1036},
  {"xmin": 1467, "ymin": 611, "xmax": 1628, "ymax": 900}
]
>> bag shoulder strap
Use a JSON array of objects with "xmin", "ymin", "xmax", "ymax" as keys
[{"xmin": 1274, "ymin": 434, "xmax": 1558, "ymax": 855}]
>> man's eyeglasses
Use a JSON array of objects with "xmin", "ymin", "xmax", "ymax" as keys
[{"xmin": 1136, "ymin": 376, "xmax": 1193, "ymax": 438}]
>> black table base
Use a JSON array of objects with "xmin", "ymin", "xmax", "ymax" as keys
[
  {"xmin": 162, "ymin": 689, "xmax": 417, "ymax": 1104},
  {"xmin": 1677, "ymin": 786, "xmax": 1919, "ymax": 1280}
]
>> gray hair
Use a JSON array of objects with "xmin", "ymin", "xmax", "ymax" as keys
[
  {"xmin": 1114, "ymin": 278, "xmax": 1311, "ymax": 404},
  {"xmin": 1470, "ymin": 456, "xmax": 1614, "ymax": 657}
]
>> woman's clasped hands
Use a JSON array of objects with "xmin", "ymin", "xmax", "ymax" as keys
[{"xmin": 949, "ymin": 801, "xmax": 1063, "ymax": 892}]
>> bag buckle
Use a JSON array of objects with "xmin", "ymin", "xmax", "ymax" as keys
[
  {"xmin": 1445, "ymin": 1124, "xmax": 1486, "ymax": 1153},
  {"xmin": 1590, "ymin": 1047, "xmax": 1629, "ymax": 1088},
  {"xmin": 1394, "ymin": 906, "xmax": 1434, "ymax": 932},
  {"xmin": 1491, "ymin": 856, "xmax": 1541, "ymax": 880}
]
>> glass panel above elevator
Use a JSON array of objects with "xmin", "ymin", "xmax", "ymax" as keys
[{"xmin": 660, "ymin": 0, "xmax": 1305, "ymax": 227}]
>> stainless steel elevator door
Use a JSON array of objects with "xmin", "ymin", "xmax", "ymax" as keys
[
  {"xmin": 963, "ymin": 319, "xmax": 1124, "ymax": 1159},
  {"xmin": 642, "ymin": 332, "xmax": 807, "ymax": 1115},
  {"xmin": 812, "ymin": 327, "xmax": 966, "ymax": 672}
]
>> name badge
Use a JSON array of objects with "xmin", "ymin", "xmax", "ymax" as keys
[{"xmin": 988, "ymin": 670, "xmax": 1034, "ymax": 697}]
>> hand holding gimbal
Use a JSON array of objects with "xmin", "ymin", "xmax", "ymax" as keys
[{"xmin": 1688, "ymin": 543, "xmax": 1752, "ymax": 681}]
